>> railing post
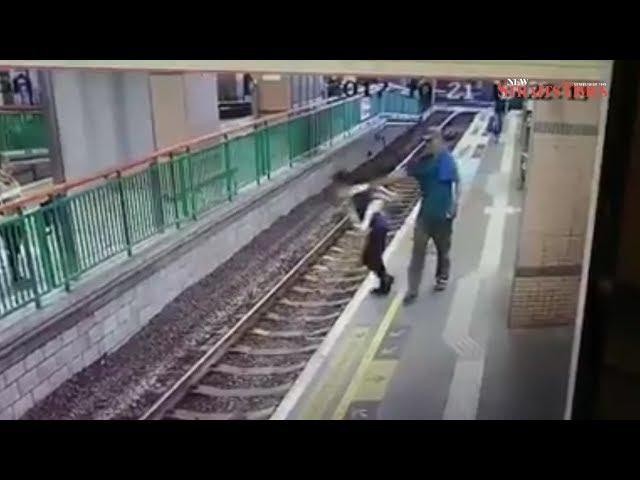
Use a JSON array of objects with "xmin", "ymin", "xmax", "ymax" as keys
[
  {"xmin": 116, "ymin": 171, "xmax": 133, "ymax": 256},
  {"xmin": 307, "ymin": 113, "xmax": 313, "ymax": 155},
  {"xmin": 48, "ymin": 200, "xmax": 70, "ymax": 291},
  {"xmin": 0, "ymin": 114, "xmax": 7, "ymax": 152},
  {"xmin": 312, "ymin": 110, "xmax": 318, "ymax": 152},
  {"xmin": 53, "ymin": 194, "xmax": 79, "ymax": 285},
  {"xmin": 178, "ymin": 152, "xmax": 189, "ymax": 219},
  {"xmin": 328, "ymin": 105, "xmax": 333, "ymax": 147},
  {"xmin": 168, "ymin": 153, "xmax": 181, "ymax": 228},
  {"xmin": 223, "ymin": 134, "xmax": 233, "ymax": 201},
  {"xmin": 18, "ymin": 212, "xmax": 41, "ymax": 309},
  {"xmin": 287, "ymin": 114, "xmax": 294, "ymax": 167},
  {"xmin": 253, "ymin": 124, "xmax": 262, "ymax": 185},
  {"xmin": 186, "ymin": 146, "xmax": 197, "ymax": 220},
  {"xmin": 149, "ymin": 159, "xmax": 165, "ymax": 233},
  {"xmin": 264, "ymin": 121, "xmax": 271, "ymax": 180},
  {"xmin": 34, "ymin": 205, "xmax": 55, "ymax": 290}
]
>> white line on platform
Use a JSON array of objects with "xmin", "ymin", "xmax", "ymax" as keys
[
  {"xmin": 271, "ymin": 140, "xmax": 427, "ymax": 420},
  {"xmin": 270, "ymin": 203, "xmax": 420, "ymax": 420},
  {"xmin": 443, "ymin": 359, "xmax": 485, "ymax": 420},
  {"xmin": 273, "ymin": 109, "xmax": 505, "ymax": 421},
  {"xmin": 442, "ymin": 111, "xmax": 520, "ymax": 420},
  {"xmin": 442, "ymin": 273, "xmax": 483, "ymax": 355}
]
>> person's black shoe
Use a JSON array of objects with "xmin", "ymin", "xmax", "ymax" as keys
[
  {"xmin": 371, "ymin": 275, "xmax": 394, "ymax": 296},
  {"xmin": 434, "ymin": 277, "xmax": 448, "ymax": 292},
  {"xmin": 403, "ymin": 292, "xmax": 417, "ymax": 305},
  {"xmin": 382, "ymin": 274, "xmax": 394, "ymax": 294}
]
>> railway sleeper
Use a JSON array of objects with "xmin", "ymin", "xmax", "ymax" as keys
[
  {"xmin": 213, "ymin": 362, "xmax": 307, "ymax": 376},
  {"xmin": 279, "ymin": 297, "xmax": 351, "ymax": 308},
  {"xmin": 292, "ymin": 285, "xmax": 358, "ymax": 295},
  {"xmin": 321, "ymin": 254, "xmax": 361, "ymax": 264},
  {"xmin": 167, "ymin": 406, "xmax": 275, "ymax": 421},
  {"xmin": 265, "ymin": 311, "xmax": 340, "ymax": 323},
  {"xmin": 312, "ymin": 264, "xmax": 365, "ymax": 274},
  {"xmin": 304, "ymin": 273, "xmax": 366, "ymax": 283},
  {"xmin": 250, "ymin": 326, "xmax": 331, "ymax": 339},
  {"xmin": 193, "ymin": 383, "xmax": 293, "ymax": 398},
  {"xmin": 230, "ymin": 344, "xmax": 320, "ymax": 355}
]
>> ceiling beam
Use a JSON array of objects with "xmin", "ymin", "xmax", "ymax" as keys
[{"xmin": 0, "ymin": 60, "xmax": 611, "ymax": 82}]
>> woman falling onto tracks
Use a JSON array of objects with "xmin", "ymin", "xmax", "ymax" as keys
[{"xmin": 332, "ymin": 169, "xmax": 396, "ymax": 296}]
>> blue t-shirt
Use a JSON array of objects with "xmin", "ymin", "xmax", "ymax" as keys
[{"xmin": 407, "ymin": 150, "xmax": 459, "ymax": 222}]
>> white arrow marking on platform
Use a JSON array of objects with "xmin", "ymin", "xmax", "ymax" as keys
[
  {"xmin": 442, "ymin": 111, "xmax": 522, "ymax": 420},
  {"xmin": 351, "ymin": 408, "xmax": 369, "ymax": 420}
]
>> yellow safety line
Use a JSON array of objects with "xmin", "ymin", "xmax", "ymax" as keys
[
  {"xmin": 332, "ymin": 294, "xmax": 403, "ymax": 420},
  {"xmin": 299, "ymin": 326, "xmax": 370, "ymax": 419},
  {"xmin": 353, "ymin": 359, "xmax": 398, "ymax": 401}
]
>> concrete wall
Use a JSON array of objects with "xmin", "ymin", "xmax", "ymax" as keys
[
  {"xmin": 291, "ymin": 75, "xmax": 325, "ymax": 108},
  {"xmin": 52, "ymin": 70, "xmax": 155, "ymax": 180},
  {"xmin": 149, "ymin": 73, "xmax": 189, "ymax": 149},
  {"xmin": 183, "ymin": 73, "xmax": 220, "ymax": 138},
  {"xmin": 0, "ymin": 120, "xmax": 411, "ymax": 419},
  {"xmin": 509, "ymin": 91, "xmax": 604, "ymax": 328},
  {"xmin": 52, "ymin": 71, "xmax": 220, "ymax": 180},
  {"xmin": 149, "ymin": 72, "xmax": 220, "ymax": 147},
  {"xmin": 257, "ymin": 74, "xmax": 291, "ymax": 113}
]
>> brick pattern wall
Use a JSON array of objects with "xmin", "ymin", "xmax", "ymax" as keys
[
  {"xmin": 509, "ymin": 275, "xmax": 581, "ymax": 328},
  {"xmin": 509, "ymin": 101, "xmax": 601, "ymax": 328},
  {"xmin": 0, "ymin": 122, "xmax": 410, "ymax": 420},
  {"xmin": 533, "ymin": 121, "xmax": 598, "ymax": 136}
]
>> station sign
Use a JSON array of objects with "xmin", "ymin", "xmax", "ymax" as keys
[{"xmin": 433, "ymin": 78, "xmax": 495, "ymax": 106}]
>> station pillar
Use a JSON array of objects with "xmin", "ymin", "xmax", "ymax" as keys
[
  {"xmin": 46, "ymin": 70, "xmax": 221, "ymax": 181},
  {"xmin": 149, "ymin": 72, "xmax": 220, "ymax": 148},
  {"xmin": 49, "ymin": 70, "xmax": 156, "ymax": 181},
  {"xmin": 509, "ymin": 88, "xmax": 607, "ymax": 328},
  {"xmin": 290, "ymin": 74, "xmax": 326, "ymax": 108},
  {"xmin": 254, "ymin": 74, "xmax": 326, "ymax": 114},
  {"xmin": 255, "ymin": 74, "xmax": 292, "ymax": 114}
]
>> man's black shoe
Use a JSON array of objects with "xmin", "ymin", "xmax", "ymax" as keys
[
  {"xmin": 403, "ymin": 292, "xmax": 417, "ymax": 305},
  {"xmin": 434, "ymin": 277, "xmax": 448, "ymax": 292},
  {"xmin": 372, "ymin": 275, "xmax": 394, "ymax": 296}
]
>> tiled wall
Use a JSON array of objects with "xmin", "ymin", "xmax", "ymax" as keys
[{"xmin": 509, "ymin": 92, "xmax": 604, "ymax": 327}]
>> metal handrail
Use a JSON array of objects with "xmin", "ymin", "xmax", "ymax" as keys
[
  {"xmin": 0, "ymin": 106, "xmax": 42, "ymax": 114},
  {"xmin": 0, "ymin": 87, "xmax": 421, "ymax": 319},
  {"xmin": 0, "ymin": 94, "xmax": 361, "ymax": 215}
]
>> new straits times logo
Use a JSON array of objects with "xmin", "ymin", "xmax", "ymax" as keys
[{"xmin": 499, "ymin": 78, "xmax": 608, "ymax": 101}]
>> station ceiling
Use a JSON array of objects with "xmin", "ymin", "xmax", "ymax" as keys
[{"xmin": 0, "ymin": 60, "xmax": 611, "ymax": 82}]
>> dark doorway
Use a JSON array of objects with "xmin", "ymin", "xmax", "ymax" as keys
[{"xmin": 571, "ymin": 60, "xmax": 640, "ymax": 419}]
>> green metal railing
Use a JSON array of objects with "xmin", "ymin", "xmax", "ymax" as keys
[
  {"xmin": 0, "ymin": 109, "xmax": 48, "ymax": 152},
  {"xmin": 0, "ymin": 91, "xmax": 422, "ymax": 319},
  {"xmin": 370, "ymin": 89, "xmax": 423, "ymax": 117}
]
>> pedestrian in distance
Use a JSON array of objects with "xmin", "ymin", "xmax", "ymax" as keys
[
  {"xmin": 0, "ymin": 163, "xmax": 27, "ymax": 288},
  {"xmin": 333, "ymin": 169, "xmax": 396, "ymax": 296},
  {"xmin": 492, "ymin": 80, "xmax": 506, "ymax": 138}
]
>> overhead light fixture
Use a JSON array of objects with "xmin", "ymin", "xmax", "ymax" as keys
[{"xmin": 262, "ymin": 74, "xmax": 282, "ymax": 81}]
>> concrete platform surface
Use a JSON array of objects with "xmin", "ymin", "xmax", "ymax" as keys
[{"xmin": 275, "ymin": 111, "xmax": 575, "ymax": 420}]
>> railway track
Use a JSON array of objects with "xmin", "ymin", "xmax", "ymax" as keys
[{"xmin": 140, "ymin": 110, "xmax": 477, "ymax": 420}]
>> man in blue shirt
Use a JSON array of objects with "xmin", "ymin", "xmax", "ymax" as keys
[{"xmin": 375, "ymin": 129, "xmax": 460, "ymax": 304}]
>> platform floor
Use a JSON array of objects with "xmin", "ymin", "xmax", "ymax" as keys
[{"xmin": 275, "ymin": 111, "xmax": 574, "ymax": 420}]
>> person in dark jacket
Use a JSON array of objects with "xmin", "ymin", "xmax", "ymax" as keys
[
  {"xmin": 0, "ymin": 165, "xmax": 27, "ymax": 287},
  {"xmin": 492, "ymin": 80, "xmax": 506, "ymax": 136},
  {"xmin": 333, "ymin": 170, "xmax": 396, "ymax": 295}
]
